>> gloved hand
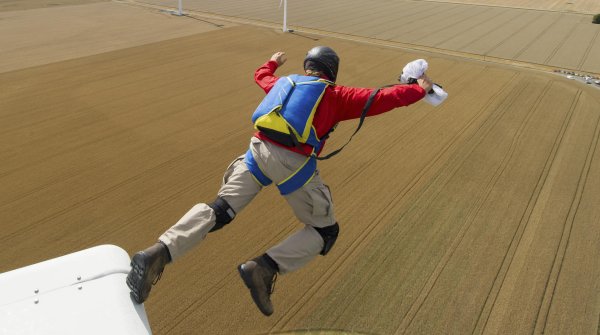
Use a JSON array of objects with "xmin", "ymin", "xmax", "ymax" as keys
[
  {"xmin": 398, "ymin": 59, "xmax": 428, "ymax": 84},
  {"xmin": 398, "ymin": 59, "xmax": 448, "ymax": 106}
]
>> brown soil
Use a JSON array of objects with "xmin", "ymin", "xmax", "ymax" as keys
[
  {"xmin": 134, "ymin": 0, "xmax": 600, "ymax": 75},
  {"xmin": 0, "ymin": 0, "xmax": 108, "ymax": 12},
  {"xmin": 1, "ymin": 2, "xmax": 599, "ymax": 335}
]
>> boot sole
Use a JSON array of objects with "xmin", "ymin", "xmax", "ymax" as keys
[
  {"xmin": 127, "ymin": 253, "xmax": 149, "ymax": 304},
  {"xmin": 237, "ymin": 264, "xmax": 273, "ymax": 316}
]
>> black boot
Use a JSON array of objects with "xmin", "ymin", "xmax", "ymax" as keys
[
  {"xmin": 237, "ymin": 254, "xmax": 278, "ymax": 316},
  {"xmin": 126, "ymin": 242, "xmax": 171, "ymax": 304}
]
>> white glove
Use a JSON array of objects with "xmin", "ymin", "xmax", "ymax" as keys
[
  {"xmin": 400, "ymin": 59, "xmax": 448, "ymax": 106},
  {"xmin": 400, "ymin": 59, "xmax": 428, "ymax": 83}
]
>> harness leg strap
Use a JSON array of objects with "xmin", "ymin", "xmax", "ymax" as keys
[{"xmin": 208, "ymin": 196, "xmax": 236, "ymax": 232}]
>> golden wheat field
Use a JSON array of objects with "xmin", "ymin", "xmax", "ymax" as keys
[{"xmin": 1, "ymin": 1, "xmax": 599, "ymax": 334}]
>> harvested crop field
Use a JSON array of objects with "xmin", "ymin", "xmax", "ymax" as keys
[
  {"xmin": 411, "ymin": 0, "xmax": 600, "ymax": 14},
  {"xmin": 135, "ymin": 0, "xmax": 600, "ymax": 75},
  {"xmin": 0, "ymin": 0, "xmax": 108, "ymax": 12},
  {"xmin": 1, "ymin": 1, "xmax": 600, "ymax": 335},
  {"xmin": 0, "ymin": 2, "xmax": 233, "ymax": 73}
]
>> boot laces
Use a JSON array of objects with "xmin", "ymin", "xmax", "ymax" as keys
[{"xmin": 152, "ymin": 270, "xmax": 164, "ymax": 285}]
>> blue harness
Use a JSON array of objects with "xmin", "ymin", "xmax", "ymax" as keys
[
  {"xmin": 244, "ymin": 148, "xmax": 317, "ymax": 195},
  {"xmin": 245, "ymin": 75, "xmax": 330, "ymax": 195},
  {"xmin": 245, "ymin": 75, "xmax": 390, "ymax": 195}
]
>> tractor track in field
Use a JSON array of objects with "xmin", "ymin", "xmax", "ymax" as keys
[{"xmin": 2, "ymin": 2, "xmax": 600, "ymax": 334}]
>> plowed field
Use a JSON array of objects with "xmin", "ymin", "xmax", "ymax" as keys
[
  {"xmin": 412, "ymin": 0, "xmax": 600, "ymax": 14},
  {"xmin": 1, "ymin": 3, "xmax": 599, "ymax": 335},
  {"xmin": 136, "ymin": 0, "xmax": 600, "ymax": 75}
]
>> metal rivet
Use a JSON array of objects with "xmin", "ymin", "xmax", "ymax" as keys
[
  {"xmin": 77, "ymin": 276, "xmax": 82, "ymax": 281},
  {"xmin": 34, "ymin": 299, "xmax": 39, "ymax": 304},
  {"xmin": 34, "ymin": 289, "xmax": 39, "ymax": 294},
  {"xmin": 78, "ymin": 285, "xmax": 83, "ymax": 290}
]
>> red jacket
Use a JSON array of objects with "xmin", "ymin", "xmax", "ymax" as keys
[{"xmin": 254, "ymin": 60, "xmax": 426, "ymax": 156}]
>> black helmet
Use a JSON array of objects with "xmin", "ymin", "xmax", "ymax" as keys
[{"xmin": 303, "ymin": 46, "xmax": 339, "ymax": 82}]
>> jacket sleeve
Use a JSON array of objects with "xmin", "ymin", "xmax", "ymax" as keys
[
  {"xmin": 254, "ymin": 60, "xmax": 280, "ymax": 93},
  {"xmin": 334, "ymin": 84, "xmax": 426, "ymax": 122}
]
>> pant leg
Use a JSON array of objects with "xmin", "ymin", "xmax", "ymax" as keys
[
  {"xmin": 266, "ymin": 171, "xmax": 336, "ymax": 274},
  {"xmin": 159, "ymin": 154, "xmax": 262, "ymax": 261},
  {"xmin": 251, "ymin": 138, "xmax": 337, "ymax": 274}
]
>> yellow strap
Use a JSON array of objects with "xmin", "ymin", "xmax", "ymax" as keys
[{"xmin": 276, "ymin": 148, "xmax": 316, "ymax": 186}]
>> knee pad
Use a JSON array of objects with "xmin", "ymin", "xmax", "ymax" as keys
[
  {"xmin": 208, "ymin": 196, "xmax": 236, "ymax": 232},
  {"xmin": 314, "ymin": 222, "xmax": 339, "ymax": 256}
]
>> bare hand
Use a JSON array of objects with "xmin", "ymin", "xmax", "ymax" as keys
[
  {"xmin": 270, "ymin": 52, "xmax": 287, "ymax": 67},
  {"xmin": 417, "ymin": 74, "xmax": 434, "ymax": 93}
]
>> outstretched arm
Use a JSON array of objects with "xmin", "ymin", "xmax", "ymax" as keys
[{"xmin": 334, "ymin": 83, "xmax": 426, "ymax": 122}]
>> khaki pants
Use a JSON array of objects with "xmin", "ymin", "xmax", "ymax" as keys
[{"xmin": 159, "ymin": 137, "xmax": 336, "ymax": 274}]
